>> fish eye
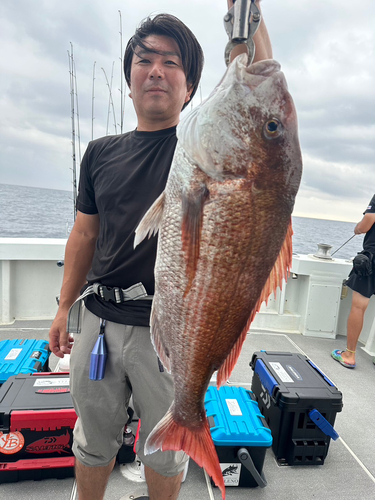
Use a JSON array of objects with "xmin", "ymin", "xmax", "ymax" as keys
[{"xmin": 263, "ymin": 119, "xmax": 283, "ymax": 139}]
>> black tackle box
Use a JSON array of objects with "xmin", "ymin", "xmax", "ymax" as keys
[
  {"xmin": 0, "ymin": 372, "xmax": 75, "ymax": 482},
  {"xmin": 250, "ymin": 351, "xmax": 343, "ymax": 466},
  {"xmin": 0, "ymin": 372, "xmax": 135, "ymax": 483}
]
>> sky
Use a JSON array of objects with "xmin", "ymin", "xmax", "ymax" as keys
[{"xmin": 1, "ymin": 0, "xmax": 374, "ymax": 223}]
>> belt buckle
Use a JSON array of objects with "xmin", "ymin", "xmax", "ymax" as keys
[{"xmin": 99, "ymin": 286, "xmax": 123, "ymax": 303}]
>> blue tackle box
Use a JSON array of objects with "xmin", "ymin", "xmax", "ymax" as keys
[
  {"xmin": 250, "ymin": 351, "xmax": 343, "ymax": 466},
  {"xmin": 204, "ymin": 386, "xmax": 272, "ymax": 488},
  {"xmin": 0, "ymin": 339, "xmax": 50, "ymax": 385}
]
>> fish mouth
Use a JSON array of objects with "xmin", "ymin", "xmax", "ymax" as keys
[
  {"xmin": 245, "ymin": 58, "xmax": 281, "ymax": 76},
  {"xmin": 233, "ymin": 54, "xmax": 283, "ymax": 87},
  {"xmin": 229, "ymin": 55, "xmax": 293, "ymax": 115}
]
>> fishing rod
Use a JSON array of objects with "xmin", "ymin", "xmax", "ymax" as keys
[
  {"xmin": 119, "ymin": 10, "xmax": 125, "ymax": 134},
  {"xmin": 68, "ymin": 44, "xmax": 77, "ymax": 221},
  {"xmin": 331, "ymin": 234, "xmax": 356, "ymax": 256},
  {"xmin": 102, "ymin": 64, "xmax": 118, "ymax": 135},
  {"xmin": 91, "ymin": 61, "xmax": 96, "ymax": 140},
  {"xmin": 73, "ymin": 58, "xmax": 82, "ymax": 167}
]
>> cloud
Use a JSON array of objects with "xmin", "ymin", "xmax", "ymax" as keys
[{"xmin": 0, "ymin": 0, "xmax": 374, "ymax": 221}]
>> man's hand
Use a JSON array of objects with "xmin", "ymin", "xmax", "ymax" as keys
[
  {"xmin": 48, "ymin": 210, "xmax": 99, "ymax": 358},
  {"xmin": 354, "ymin": 213, "xmax": 375, "ymax": 235},
  {"xmin": 226, "ymin": 0, "xmax": 271, "ymax": 64},
  {"xmin": 49, "ymin": 310, "xmax": 74, "ymax": 359}
]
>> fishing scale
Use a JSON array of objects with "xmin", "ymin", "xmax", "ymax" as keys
[{"xmin": 224, "ymin": 0, "xmax": 261, "ymax": 66}]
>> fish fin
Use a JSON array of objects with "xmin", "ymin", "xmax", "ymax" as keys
[
  {"xmin": 150, "ymin": 306, "xmax": 171, "ymax": 373},
  {"xmin": 258, "ymin": 218, "xmax": 293, "ymax": 305},
  {"xmin": 145, "ymin": 405, "xmax": 226, "ymax": 499},
  {"xmin": 134, "ymin": 192, "xmax": 165, "ymax": 248},
  {"xmin": 217, "ymin": 220, "xmax": 293, "ymax": 387},
  {"xmin": 217, "ymin": 329, "xmax": 248, "ymax": 388},
  {"xmin": 181, "ymin": 185, "xmax": 209, "ymax": 295}
]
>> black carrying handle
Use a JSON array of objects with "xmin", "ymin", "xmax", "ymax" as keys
[{"xmin": 237, "ymin": 447, "xmax": 267, "ymax": 488}]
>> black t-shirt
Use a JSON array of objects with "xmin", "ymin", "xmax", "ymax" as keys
[
  {"xmin": 76, "ymin": 126, "xmax": 177, "ymax": 326},
  {"xmin": 363, "ymin": 194, "xmax": 375, "ymax": 252}
]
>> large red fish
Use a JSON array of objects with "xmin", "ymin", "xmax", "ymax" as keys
[{"xmin": 135, "ymin": 55, "xmax": 302, "ymax": 498}]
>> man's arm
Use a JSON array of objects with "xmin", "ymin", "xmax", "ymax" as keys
[
  {"xmin": 49, "ymin": 211, "xmax": 99, "ymax": 358},
  {"xmin": 354, "ymin": 213, "xmax": 375, "ymax": 235},
  {"xmin": 227, "ymin": 0, "xmax": 272, "ymax": 63}
]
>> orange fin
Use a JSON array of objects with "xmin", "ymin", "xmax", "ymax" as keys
[
  {"xmin": 181, "ymin": 185, "xmax": 209, "ymax": 296},
  {"xmin": 134, "ymin": 192, "xmax": 165, "ymax": 248},
  {"xmin": 258, "ymin": 218, "xmax": 293, "ymax": 306},
  {"xmin": 145, "ymin": 405, "xmax": 226, "ymax": 499},
  {"xmin": 217, "ymin": 329, "xmax": 248, "ymax": 388},
  {"xmin": 150, "ymin": 305, "xmax": 171, "ymax": 373},
  {"xmin": 217, "ymin": 219, "xmax": 293, "ymax": 387}
]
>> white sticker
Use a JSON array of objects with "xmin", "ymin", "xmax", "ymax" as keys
[
  {"xmin": 221, "ymin": 463, "xmax": 241, "ymax": 486},
  {"xmin": 225, "ymin": 399, "xmax": 242, "ymax": 416},
  {"xmin": 269, "ymin": 362, "xmax": 294, "ymax": 383},
  {"xmin": 5, "ymin": 349, "xmax": 22, "ymax": 360},
  {"xmin": 33, "ymin": 378, "xmax": 70, "ymax": 387}
]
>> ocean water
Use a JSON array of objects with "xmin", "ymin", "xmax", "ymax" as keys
[
  {"xmin": 0, "ymin": 184, "xmax": 75, "ymax": 239},
  {"xmin": 0, "ymin": 183, "xmax": 365, "ymax": 260}
]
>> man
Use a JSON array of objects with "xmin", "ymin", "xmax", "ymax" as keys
[
  {"xmin": 331, "ymin": 194, "xmax": 375, "ymax": 368},
  {"xmin": 49, "ymin": 4, "xmax": 272, "ymax": 500}
]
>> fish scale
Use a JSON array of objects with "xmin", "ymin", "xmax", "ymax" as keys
[{"xmin": 135, "ymin": 55, "xmax": 302, "ymax": 498}]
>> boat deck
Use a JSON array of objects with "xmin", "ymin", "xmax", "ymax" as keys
[{"xmin": 0, "ymin": 320, "xmax": 374, "ymax": 500}]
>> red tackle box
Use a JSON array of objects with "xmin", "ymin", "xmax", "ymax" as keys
[
  {"xmin": 0, "ymin": 372, "xmax": 76, "ymax": 483},
  {"xmin": 0, "ymin": 372, "xmax": 136, "ymax": 483}
]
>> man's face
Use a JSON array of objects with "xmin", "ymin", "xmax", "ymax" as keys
[{"xmin": 129, "ymin": 35, "xmax": 192, "ymax": 129}]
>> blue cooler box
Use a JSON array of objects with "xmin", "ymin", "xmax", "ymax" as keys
[
  {"xmin": 204, "ymin": 386, "xmax": 272, "ymax": 488},
  {"xmin": 0, "ymin": 339, "xmax": 50, "ymax": 385}
]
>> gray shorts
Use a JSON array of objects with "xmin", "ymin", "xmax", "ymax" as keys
[{"xmin": 70, "ymin": 306, "xmax": 188, "ymax": 476}]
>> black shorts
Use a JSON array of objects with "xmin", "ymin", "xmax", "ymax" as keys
[{"xmin": 346, "ymin": 268, "xmax": 375, "ymax": 299}]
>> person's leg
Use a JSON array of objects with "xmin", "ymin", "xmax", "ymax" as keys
[
  {"xmin": 341, "ymin": 291, "xmax": 370, "ymax": 364},
  {"xmin": 75, "ymin": 458, "xmax": 116, "ymax": 500},
  {"xmin": 70, "ymin": 307, "xmax": 131, "ymax": 500},
  {"xmin": 125, "ymin": 325, "xmax": 188, "ymax": 500},
  {"xmin": 144, "ymin": 466, "xmax": 184, "ymax": 500}
]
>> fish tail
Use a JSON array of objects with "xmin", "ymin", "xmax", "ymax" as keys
[{"xmin": 145, "ymin": 405, "xmax": 226, "ymax": 499}]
